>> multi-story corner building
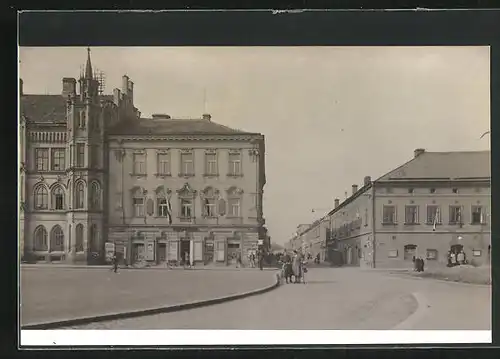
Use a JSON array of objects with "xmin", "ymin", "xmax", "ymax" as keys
[
  {"xmin": 291, "ymin": 148, "xmax": 491, "ymax": 269},
  {"xmin": 19, "ymin": 48, "xmax": 267, "ymax": 266}
]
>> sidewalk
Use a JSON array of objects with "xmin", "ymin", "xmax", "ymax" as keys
[
  {"xmin": 21, "ymin": 265, "xmax": 278, "ymax": 327},
  {"xmin": 21, "ymin": 263, "xmax": 278, "ymax": 271}
]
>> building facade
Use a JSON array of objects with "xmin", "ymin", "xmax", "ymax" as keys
[
  {"xmin": 19, "ymin": 49, "xmax": 267, "ymax": 266},
  {"xmin": 291, "ymin": 148, "xmax": 491, "ymax": 269}
]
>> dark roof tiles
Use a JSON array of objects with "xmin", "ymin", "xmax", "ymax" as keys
[
  {"xmin": 107, "ymin": 117, "xmax": 256, "ymax": 136},
  {"xmin": 377, "ymin": 151, "xmax": 491, "ymax": 181}
]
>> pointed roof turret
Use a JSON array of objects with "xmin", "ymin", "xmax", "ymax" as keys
[{"xmin": 85, "ymin": 47, "xmax": 93, "ymax": 79}]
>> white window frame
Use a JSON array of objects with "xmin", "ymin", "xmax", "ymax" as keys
[
  {"xmin": 157, "ymin": 152, "xmax": 171, "ymax": 175},
  {"xmin": 404, "ymin": 205, "xmax": 419, "ymax": 224},
  {"xmin": 471, "ymin": 205, "xmax": 484, "ymax": 225},
  {"xmin": 426, "ymin": 249, "xmax": 438, "ymax": 260},
  {"xmin": 52, "ymin": 186, "xmax": 65, "ymax": 210},
  {"xmin": 75, "ymin": 182, "xmax": 85, "ymax": 209},
  {"xmin": 34, "ymin": 185, "xmax": 48, "ymax": 210},
  {"xmin": 228, "ymin": 152, "xmax": 242, "ymax": 176},
  {"xmin": 35, "ymin": 148, "xmax": 49, "ymax": 171},
  {"xmin": 449, "ymin": 205, "xmax": 462, "ymax": 224},
  {"xmin": 180, "ymin": 152, "xmax": 194, "ymax": 176},
  {"xmin": 158, "ymin": 197, "xmax": 169, "ymax": 217},
  {"xmin": 426, "ymin": 205, "xmax": 441, "ymax": 224},
  {"xmin": 51, "ymin": 148, "xmax": 66, "ymax": 171},
  {"xmin": 180, "ymin": 198, "xmax": 193, "ymax": 218},
  {"xmin": 76, "ymin": 143, "xmax": 85, "ymax": 168},
  {"xmin": 382, "ymin": 205, "xmax": 397, "ymax": 224},
  {"xmin": 133, "ymin": 152, "xmax": 146, "ymax": 175},
  {"xmin": 205, "ymin": 153, "xmax": 218, "ymax": 175},
  {"xmin": 228, "ymin": 197, "xmax": 241, "ymax": 217}
]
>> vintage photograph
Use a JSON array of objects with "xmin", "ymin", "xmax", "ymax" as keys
[{"xmin": 19, "ymin": 46, "xmax": 491, "ymax": 337}]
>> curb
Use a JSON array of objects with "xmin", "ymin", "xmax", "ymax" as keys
[
  {"xmin": 22, "ymin": 270, "xmax": 281, "ymax": 330},
  {"xmin": 387, "ymin": 271, "xmax": 491, "ymax": 288},
  {"xmin": 392, "ymin": 292, "xmax": 429, "ymax": 330}
]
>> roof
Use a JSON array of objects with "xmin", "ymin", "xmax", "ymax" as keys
[
  {"xmin": 20, "ymin": 95, "xmax": 68, "ymax": 123},
  {"xmin": 20, "ymin": 94, "xmax": 114, "ymax": 123},
  {"xmin": 107, "ymin": 117, "xmax": 258, "ymax": 136},
  {"xmin": 377, "ymin": 151, "xmax": 491, "ymax": 181}
]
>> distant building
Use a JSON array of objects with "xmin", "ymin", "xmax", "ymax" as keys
[
  {"xmin": 19, "ymin": 48, "xmax": 266, "ymax": 266},
  {"xmin": 291, "ymin": 149, "xmax": 491, "ymax": 269}
]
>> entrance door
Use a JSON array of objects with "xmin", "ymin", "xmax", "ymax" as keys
[
  {"xmin": 346, "ymin": 247, "xmax": 353, "ymax": 265},
  {"xmin": 227, "ymin": 242, "xmax": 240, "ymax": 265},
  {"xmin": 158, "ymin": 243, "xmax": 167, "ymax": 262},
  {"xmin": 204, "ymin": 239, "xmax": 214, "ymax": 264},
  {"xmin": 180, "ymin": 240, "xmax": 190, "ymax": 264},
  {"xmin": 133, "ymin": 243, "xmax": 145, "ymax": 263}
]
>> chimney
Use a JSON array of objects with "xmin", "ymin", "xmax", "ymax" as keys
[
  {"xmin": 364, "ymin": 176, "xmax": 371, "ymax": 186},
  {"xmin": 113, "ymin": 88, "xmax": 121, "ymax": 106},
  {"xmin": 152, "ymin": 114, "xmax": 171, "ymax": 120},
  {"xmin": 352, "ymin": 184, "xmax": 358, "ymax": 195},
  {"xmin": 334, "ymin": 198, "xmax": 340, "ymax": 208},
  {"xmin": 202, "ymin": 113, "xmax": 212, "ymax": 121},
  {"xmin": 414, "ymin": 148, "xmax": 425, "ymax": 158},
  {"xmin": 62, "ymin": 77, "xmax": 76, "ymax": 98},
  {"xmin": 122, "ymin": 75, "xmax": 129, "ymax": 95},
  {"xmin": 19, "ymin": 78, "xmax": 23, "ymax": 96}
]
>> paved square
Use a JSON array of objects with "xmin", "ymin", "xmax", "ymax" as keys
[{"xmin": 20, "ymin": 267, "xmax": 275, "ymax": 326}]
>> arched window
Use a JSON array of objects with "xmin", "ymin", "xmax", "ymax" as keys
[
  {"xmin": 89, "ymin": 224, "xmax": 99, "ymax": 252},
  {"xmin": 75, "ymin": 224, "xmax": 84, "ymax": 252},
  {"xmin": 227, "ymin": 187, "xmax": 243, "ymax": 218},
  {"xmin": 50, "ymin": 225, "xmax": 64, "ymax": 252},
  {"xmin": 33, "ymin": 225, "xmax": 48, "ymax": 251},
  {"xmin": 202, "ymin": 187, "xmax": 217, "ymax": 217},
  {"xmin": 90, "ymin": 181, "xmax": 101, "ymax": 210},
  {"xmin": 34, "ymin": 185, "xmax": 48, "ymax": 210},
  {"xmin": 51, "ymin": 186, "xmax": 65, "ymax": 210},
  {"xmin": 75, "ymin": 181, "xmax": 85, "ymax": 209},
  {"xmin": 132, "ymin": 187, "xmax": 146, "ymax": 217}
]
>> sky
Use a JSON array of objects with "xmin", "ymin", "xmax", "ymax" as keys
[{"xmin": 19, "ymin": 46, "xmax": 491, "ymax": 244}]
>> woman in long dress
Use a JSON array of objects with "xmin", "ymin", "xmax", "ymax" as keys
[{"xmin": 291, "ymin": 251, "xmax": 302, "ymax": 283}]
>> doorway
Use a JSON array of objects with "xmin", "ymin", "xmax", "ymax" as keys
[
  {"xmin": 180, "ymin": 240, "xmax": 190, "ymax": 265},
  {"xmin": 450, "ymin": 244, "xmax": 464, "ymax": 255},
  {"xmin": 404, "ymin": 244, "xmax": 417, "ymax": 261},
  {"xmin": 158, "ymin": 243, "xmax": 167, "ymax": 263},
  {"xmin": 204, "ymin": 239, "xmax": 214, "ymax": 264}
]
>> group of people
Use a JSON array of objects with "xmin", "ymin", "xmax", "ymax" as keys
[
  {"xmin": 279, "ymin": 250, "xmax": 308, "ymax": 284},
  {"xmin": 412, "ymin": 256, "xmax": 425, "ymax": 272},
  {"xmin": 447, "ymin": 250, "xmax": 468, "ymax": 267}
]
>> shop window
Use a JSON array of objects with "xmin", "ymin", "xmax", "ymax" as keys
[{"xmin": 426, "ymin": 249, "xmax": 438, "ymax": 260}]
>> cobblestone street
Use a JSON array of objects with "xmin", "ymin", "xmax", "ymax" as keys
[
  {"xmin": 20, "ymin": 266, "xmax": 276, "ymax": 326},
  {"xmin": 64, "ymin": 267, "xmax": 491, "ymax": 330}
]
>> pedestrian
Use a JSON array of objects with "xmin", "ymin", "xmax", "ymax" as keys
[
  {"xmin": 291, "ymin": 250, "xmax": 302, "ymax": 283},
  {"xmin": 447, "ymin": 251, "xmax": 452, "ymax": 267},
  {"xmin": 236, "ymin": 251, "xmax": 242, "ymax": 268},
  {"xmin": 258, "ymin": 250, "xmax": 264, "ymax": 271},
  {"xmin": 412, "ymin": 256, "xmax": 417, "ymax": 271},
  {"xmin": 450, "ymin": 251, "xmax": 457, "ymax": 267},
  {"xmin": 250, "ymin": 252, "xmax": 256, "ymax": 268},
  {"xmin": 184, "ymin": 251, "xmax": 191, "ymax": 269}
]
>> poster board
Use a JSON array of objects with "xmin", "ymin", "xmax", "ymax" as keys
[
  {"xmin": 146, "ymin": 241, "xmax": 155, "ymax": 261},
  {"xmin": 168, "ymin": 241, "xmax": 179, "ymax": 261},
  {"xmin": 105, "ymin": 242, "xmax": 115, "ymax": 263},
  {"xmin": 194, "ymin": 240, "xmax": 203, "ymax": 261}
]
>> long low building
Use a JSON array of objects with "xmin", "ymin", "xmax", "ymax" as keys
[{"xmin": 291, "ymin": 148, "xmax": 491, "ymax": 269}]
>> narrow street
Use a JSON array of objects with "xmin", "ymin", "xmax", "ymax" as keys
[{"xmin": 66, "ymin": 267, "xmax": 491, "ymax": 330}]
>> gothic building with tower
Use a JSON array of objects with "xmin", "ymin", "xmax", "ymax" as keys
[{"xmin": 19, "ymin": 48, "xmax": 267, "ymax": 266}]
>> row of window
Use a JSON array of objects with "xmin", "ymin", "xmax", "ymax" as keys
[
  {"xmin": 32, "ymin": 224, "xmax": 99, "ymax": 252},
  {"xmin": 34, "ymin": 145, "xmax": 100, "ymax": 172},
  {"xmin": 382, "ymin": 204, "xmax": 487, "ymax": 225},
  {"xmin": 389, "ymin": 245, "xmax": 486, "ymax": 260},
  {"xmin": 33, "ymin": 182, "xmax": 101, "ymax": 211},
  {"xmin": 386, "ymin": 187, "xmax": 474, "ymax": 194},
  {"xmin": 131, "ymin": 186, "xmax": 246, "ymax": 218},
  {"xmin": 133, "ymin": 151, "xmax": 243, "ymax": 177}
]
